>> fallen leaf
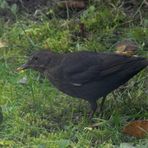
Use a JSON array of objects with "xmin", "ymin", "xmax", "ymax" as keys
[
  {"xmin": 18, "ymin": 76, "xmax": 28, "ymax": 85},
  {"xmin": 123, "ymin": 120, "xmax": 148, "ymax": 138},
  {"xmin": 115, "ymin": 40, "xmax": 138, "ymax": 56},
  {"xmin": 119, "ymin": 143, "xmax": 135, "ymax": 148},
  {"xmin": 84, "ymin": 127, "xmax": 93, "ymax": 131},
  {"xmin": 0, "ymin": 40, "xmax": 7, "ymax": 48}
]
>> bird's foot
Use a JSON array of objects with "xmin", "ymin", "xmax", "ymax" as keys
[{"xmin": 88, "ymin": 111, "xmax": 95, "ymax": 119}]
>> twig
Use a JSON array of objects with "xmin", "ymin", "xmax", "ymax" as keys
[
  {"xmin": 133, "ymin": 0, "xmax": 145, "ymax": 18},
  {"xmin": 66, "ymin": 1, "xmax": 70, "ymax": 20},
  {"xmin": 143, "ymin": 0, "xmax": 148, "ymax": 6}
]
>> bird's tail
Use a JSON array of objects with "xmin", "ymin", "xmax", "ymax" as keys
[{"xmin": 122, "ymin": 57, "xmax": 147, "ymax": 81}]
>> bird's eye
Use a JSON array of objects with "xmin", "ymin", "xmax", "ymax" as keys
[{"xmin": 34, "ymin": 57, "xmax": 38, "ymax": 61}]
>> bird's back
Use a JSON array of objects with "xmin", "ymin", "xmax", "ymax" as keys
[{"xmin": 46, "ymin": 51, "xmax": 148, "ymax": 101}]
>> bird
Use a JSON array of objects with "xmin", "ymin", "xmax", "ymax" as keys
[{"xmin": 17, "ymin": 50, "xmax": 148, "ymax": 118}]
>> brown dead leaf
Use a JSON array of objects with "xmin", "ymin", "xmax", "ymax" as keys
[
  {"xmin": 115, "ymin": 40, "xmax": 138, "ymax": 56},
  {"xmin": 123, "ymin": 120, "xmax": 148, "ymax": 138}
]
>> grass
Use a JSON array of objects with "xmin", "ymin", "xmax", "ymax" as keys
[{"xmin": 0, "ymin": 1, "xmax": 148, "ymax": 147}]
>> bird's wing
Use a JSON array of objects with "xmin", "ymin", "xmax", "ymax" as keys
[
  {"xmin": 64, "ymin": 64, "xmax": 102, "ymax": 85},
  {"xmin": 60, "ymin": 52, "xmax": 142, "ymax": 85},
  {"xmin": 60, "ymin": 52, "xmax": 103, "ymax": 85}
]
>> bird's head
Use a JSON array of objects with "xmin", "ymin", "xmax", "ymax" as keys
[{"xmin": 17, "ymin": 50, "xmax": 52, "ymax": 72}]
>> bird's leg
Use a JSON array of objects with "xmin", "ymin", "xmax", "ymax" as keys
[
  {"xmin": 99, "ymin": 96, "xmax": 106, "ymax": 113},
  {"xmin": 89, "ymin": 101, "xmax": 97, "ymax": 119}
]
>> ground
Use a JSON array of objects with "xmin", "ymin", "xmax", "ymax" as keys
[{"xmin": 0, "ymin": 0, "xmax": 148, "ymax": 147}]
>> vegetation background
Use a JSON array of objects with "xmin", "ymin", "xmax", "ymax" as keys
[{"xmin": 0, "ymin": 0, "xmax": 148, "ymax": 147}]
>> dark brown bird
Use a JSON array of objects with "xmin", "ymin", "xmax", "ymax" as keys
[{"xmin": 17, "ymin": 50, "xmax": 148, "ymax": 117}]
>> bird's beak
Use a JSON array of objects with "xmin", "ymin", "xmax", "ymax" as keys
[{"xmin": 17, "ymin": 64, "xmax": 28, "ymax": 72}]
